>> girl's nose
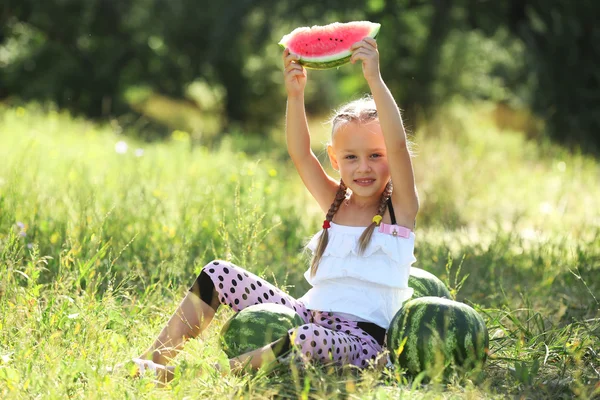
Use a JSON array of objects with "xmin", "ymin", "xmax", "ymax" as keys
[{"xmin": 357, "ymin": 160, "xmax": 372, "ymax": 172}]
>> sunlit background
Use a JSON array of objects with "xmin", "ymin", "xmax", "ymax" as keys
[
  {"xmin": 1, "ymin": 1, "xmax": 599, "ymax": 398},
  {"xmin": 1, "ymin": 1, "xmax": 598, "ymax": 150}
]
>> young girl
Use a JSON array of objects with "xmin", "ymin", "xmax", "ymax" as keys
[{"xmin": 130, "ymin": 37, "xmax": 419, "ymax": 384}]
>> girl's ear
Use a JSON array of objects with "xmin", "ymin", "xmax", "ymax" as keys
[{"xmin": 327, "ymin": 145, "xmax": 339, "ymax": 171}]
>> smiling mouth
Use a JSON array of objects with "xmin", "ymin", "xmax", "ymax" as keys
[{"xmin": 354, "ymin": 179, "xmax": 375, "ymax": 186}]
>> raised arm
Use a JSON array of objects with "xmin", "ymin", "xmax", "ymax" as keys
[
  {"xmin": 350, "ymin": 38, "xmax": 419, "ymax": 225},
  {"xmin": 283, "ymin": 49, "xmax": 338, "ymax": 213}
]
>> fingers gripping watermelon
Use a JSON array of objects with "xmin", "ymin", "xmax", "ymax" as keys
[
  {"xmin": 279, "ymin": 21, "xmax": 381, "ymax": 70},
  {"xmin": 219, "ymin": 303, "xmax": 305, "ymax": 358},
  {"xmin": 408, "ymin": 267, "xmax": 452, "ymax": 299},
  {"xmin": 387, "ymin": 297, "xmax": 489, "ymax": 379}
]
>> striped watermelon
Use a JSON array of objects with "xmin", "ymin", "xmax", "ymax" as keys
[
  {"xmin": 408, "ymin": 267, "xmax": 451, "ymax": 299},
  {"xmin": 278, "ymin": 21, "xmax": 381, "ymax": 70},
  {"xmin": 387, "ymin": 297, "xmax": 489, "ymax": 378},
  {"xmin": 219, "ymin": 303, "xmax": 304, "ymax": 358}
]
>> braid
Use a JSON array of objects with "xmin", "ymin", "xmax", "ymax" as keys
[
  {"xmin": 326, "ymin": 181, "xmax": 347, "ymax": 221},
  {"xmin": 357, "ymin": 180, "xmax": 393, "ymax": 254},
  {"xmin": 310, "ymin": 180, "xmax": 347, "ymax": 277}
]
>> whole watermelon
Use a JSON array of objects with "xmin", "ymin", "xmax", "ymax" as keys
[
  {"xmin": 387, "ymin": 297, "xmax": 489, "ymax": 378},
  {"xmin": 408, "ymin": 267, "xmax": 451, "ymax": 299},
  {"xmin": 219, "ymin": 303, "xmax": 305, "ymax": 358}
]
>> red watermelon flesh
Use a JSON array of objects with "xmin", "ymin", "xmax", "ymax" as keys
[{"xmin": 279, "ymin": 21, "xmax": 381, "ymax": 69}]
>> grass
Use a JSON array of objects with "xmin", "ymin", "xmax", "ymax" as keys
[{"xmin": 0, "ymin": 103, "xmax": 599, "ymax": 399}]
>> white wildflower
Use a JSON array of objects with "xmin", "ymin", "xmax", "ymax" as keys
[{"xmin": 115, "ymin": 141, "xmax": 128, "ymax": 154}]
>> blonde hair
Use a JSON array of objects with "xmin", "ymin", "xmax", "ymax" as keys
[
  {"xmin": 310, "ymin": 180, "xmax": 348, "ymax": 277},
  {"xmin": 310, "ymin": 96, "xmax": 393, "ymax": 277},
  {"xmin": 329, "ymin": 95, "xmax": 378, "ymax": 138}
]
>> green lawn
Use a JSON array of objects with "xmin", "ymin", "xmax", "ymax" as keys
[{"xmin": 1, "ymin": 103, "xmax": 598, "ymax": 399}]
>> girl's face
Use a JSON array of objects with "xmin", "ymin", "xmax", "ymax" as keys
[{"xmin": 327, "ymin": 120, "xmax": 390, "ymax": 199}]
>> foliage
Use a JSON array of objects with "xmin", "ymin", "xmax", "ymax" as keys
[
  {"xmin": 513, "ymin": 1, "xmax": 600, "ymax": 152},
  {"xmin": 2, "ymin": 0, "xmax": 599, "ymax": 150},
  {"xmin": 460, "ymin": 0, "xmax": 600, "ymax": 152},
  {"xmin": 1, "ymin": 104, "xmax": 599, "ymax": 398}
]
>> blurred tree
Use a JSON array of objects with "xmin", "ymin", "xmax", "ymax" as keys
[
  {"xmin": 406, "ymin": 0, "xmax": 454, "ymax": 118},
  {"xmin": 463, "ymin": 0, "xmax": 600, "ymax": 152},
  {"xmin": 1, "ymin": 0, "xmax": 139, "ymax": 117},
  {"xmin": 512, "ymin": 0, "xmax": 600, "ymax": 152},
  {"xmin": 1, "ymin": 0, "xmax": 599, "ymax": 151}
]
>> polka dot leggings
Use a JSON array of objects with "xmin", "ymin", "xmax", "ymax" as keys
[{"xmin": 191, "ymin": 260, "xmax": 383, "ymax": 368}]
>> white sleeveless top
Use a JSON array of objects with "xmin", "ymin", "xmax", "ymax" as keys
[{"xmin": 298, "ymin": 222, "xmax": 416, "ymax": 329}]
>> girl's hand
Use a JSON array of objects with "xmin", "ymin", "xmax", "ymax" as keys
[
  {"xmin": 350, "ymin": 37, "xmax": 381, "ymax": 84},
  {"xmin": 283, "ymin": 48, "xmax": 307, "ymax": 98}
]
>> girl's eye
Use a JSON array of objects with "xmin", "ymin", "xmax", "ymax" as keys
[
  {"xmin": 345, "ymin": 155, "xmax": 356, "ymax": 160},
  {"xmin": 371, "ymin": 154, "xmax": 382, "ymax": 158}
]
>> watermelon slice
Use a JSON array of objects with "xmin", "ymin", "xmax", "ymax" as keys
[{"xmin": 279, "ymin": 21, "xmax": 381, "ymax": 70}]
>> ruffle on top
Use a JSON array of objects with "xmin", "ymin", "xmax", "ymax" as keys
[{"xmin": 304, "ymin": 222, "xmax": 416, "ymax": 288}]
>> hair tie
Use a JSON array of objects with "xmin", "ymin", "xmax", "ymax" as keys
[
  {"xmin": 322, "ymin": 220, "xmax": 331, "ymax": 229},
  {"xmin": 372, "ymin": 215, "xmax": 383, "ymax": 225}
]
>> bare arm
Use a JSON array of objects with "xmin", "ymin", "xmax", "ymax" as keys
[
  {"xmin": 351, "ymin": 38, "xmax": 419, "ymax": 224},
  {"xmin": 369, "ymin": 79, "xmax": 419, "ymax": 222},
  {"xmin": 283, "ymin": 49, "xmax": 338, "ymax": 213}
]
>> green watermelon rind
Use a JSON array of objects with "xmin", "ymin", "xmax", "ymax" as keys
[
  {"xmin": 387, "ymin": 297, "xmax": 489, "ymax": 378},
  {"xmin": 278, "ymin": 22, "xmax": 380, "ymax": 70},
  {"xmin": 300, "ymin": 55, "xmax": 352, "ymax": 70},
  {"xmin": 219, "ymin": 303, "xmax": 304, "ymax": 358},
  {"xmin": 408, "ymin": 267, "xmax": 452, "ymax": 299}
]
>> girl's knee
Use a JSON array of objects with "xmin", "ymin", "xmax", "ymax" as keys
[
  {"xmin": 197, "ymin": 260, "xmax": 269, "ymax": 312},
  {"xmin": 201, "ymin": 260, "xmax": 251, "ymax": 293},
  {"xmin": 201, "ymin": 260, "xmax": 231, "ymax": 275},
  {"xmin": 190, "ymin": 269, "xmax": 218, "ymax": 309},
  {"xmin": 189, "ymin": 260, "xmax": 232, "ymax": 308},
  {"xmin": 198, "ymin": 260, "xmax": 234, "ymax": 290}
]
